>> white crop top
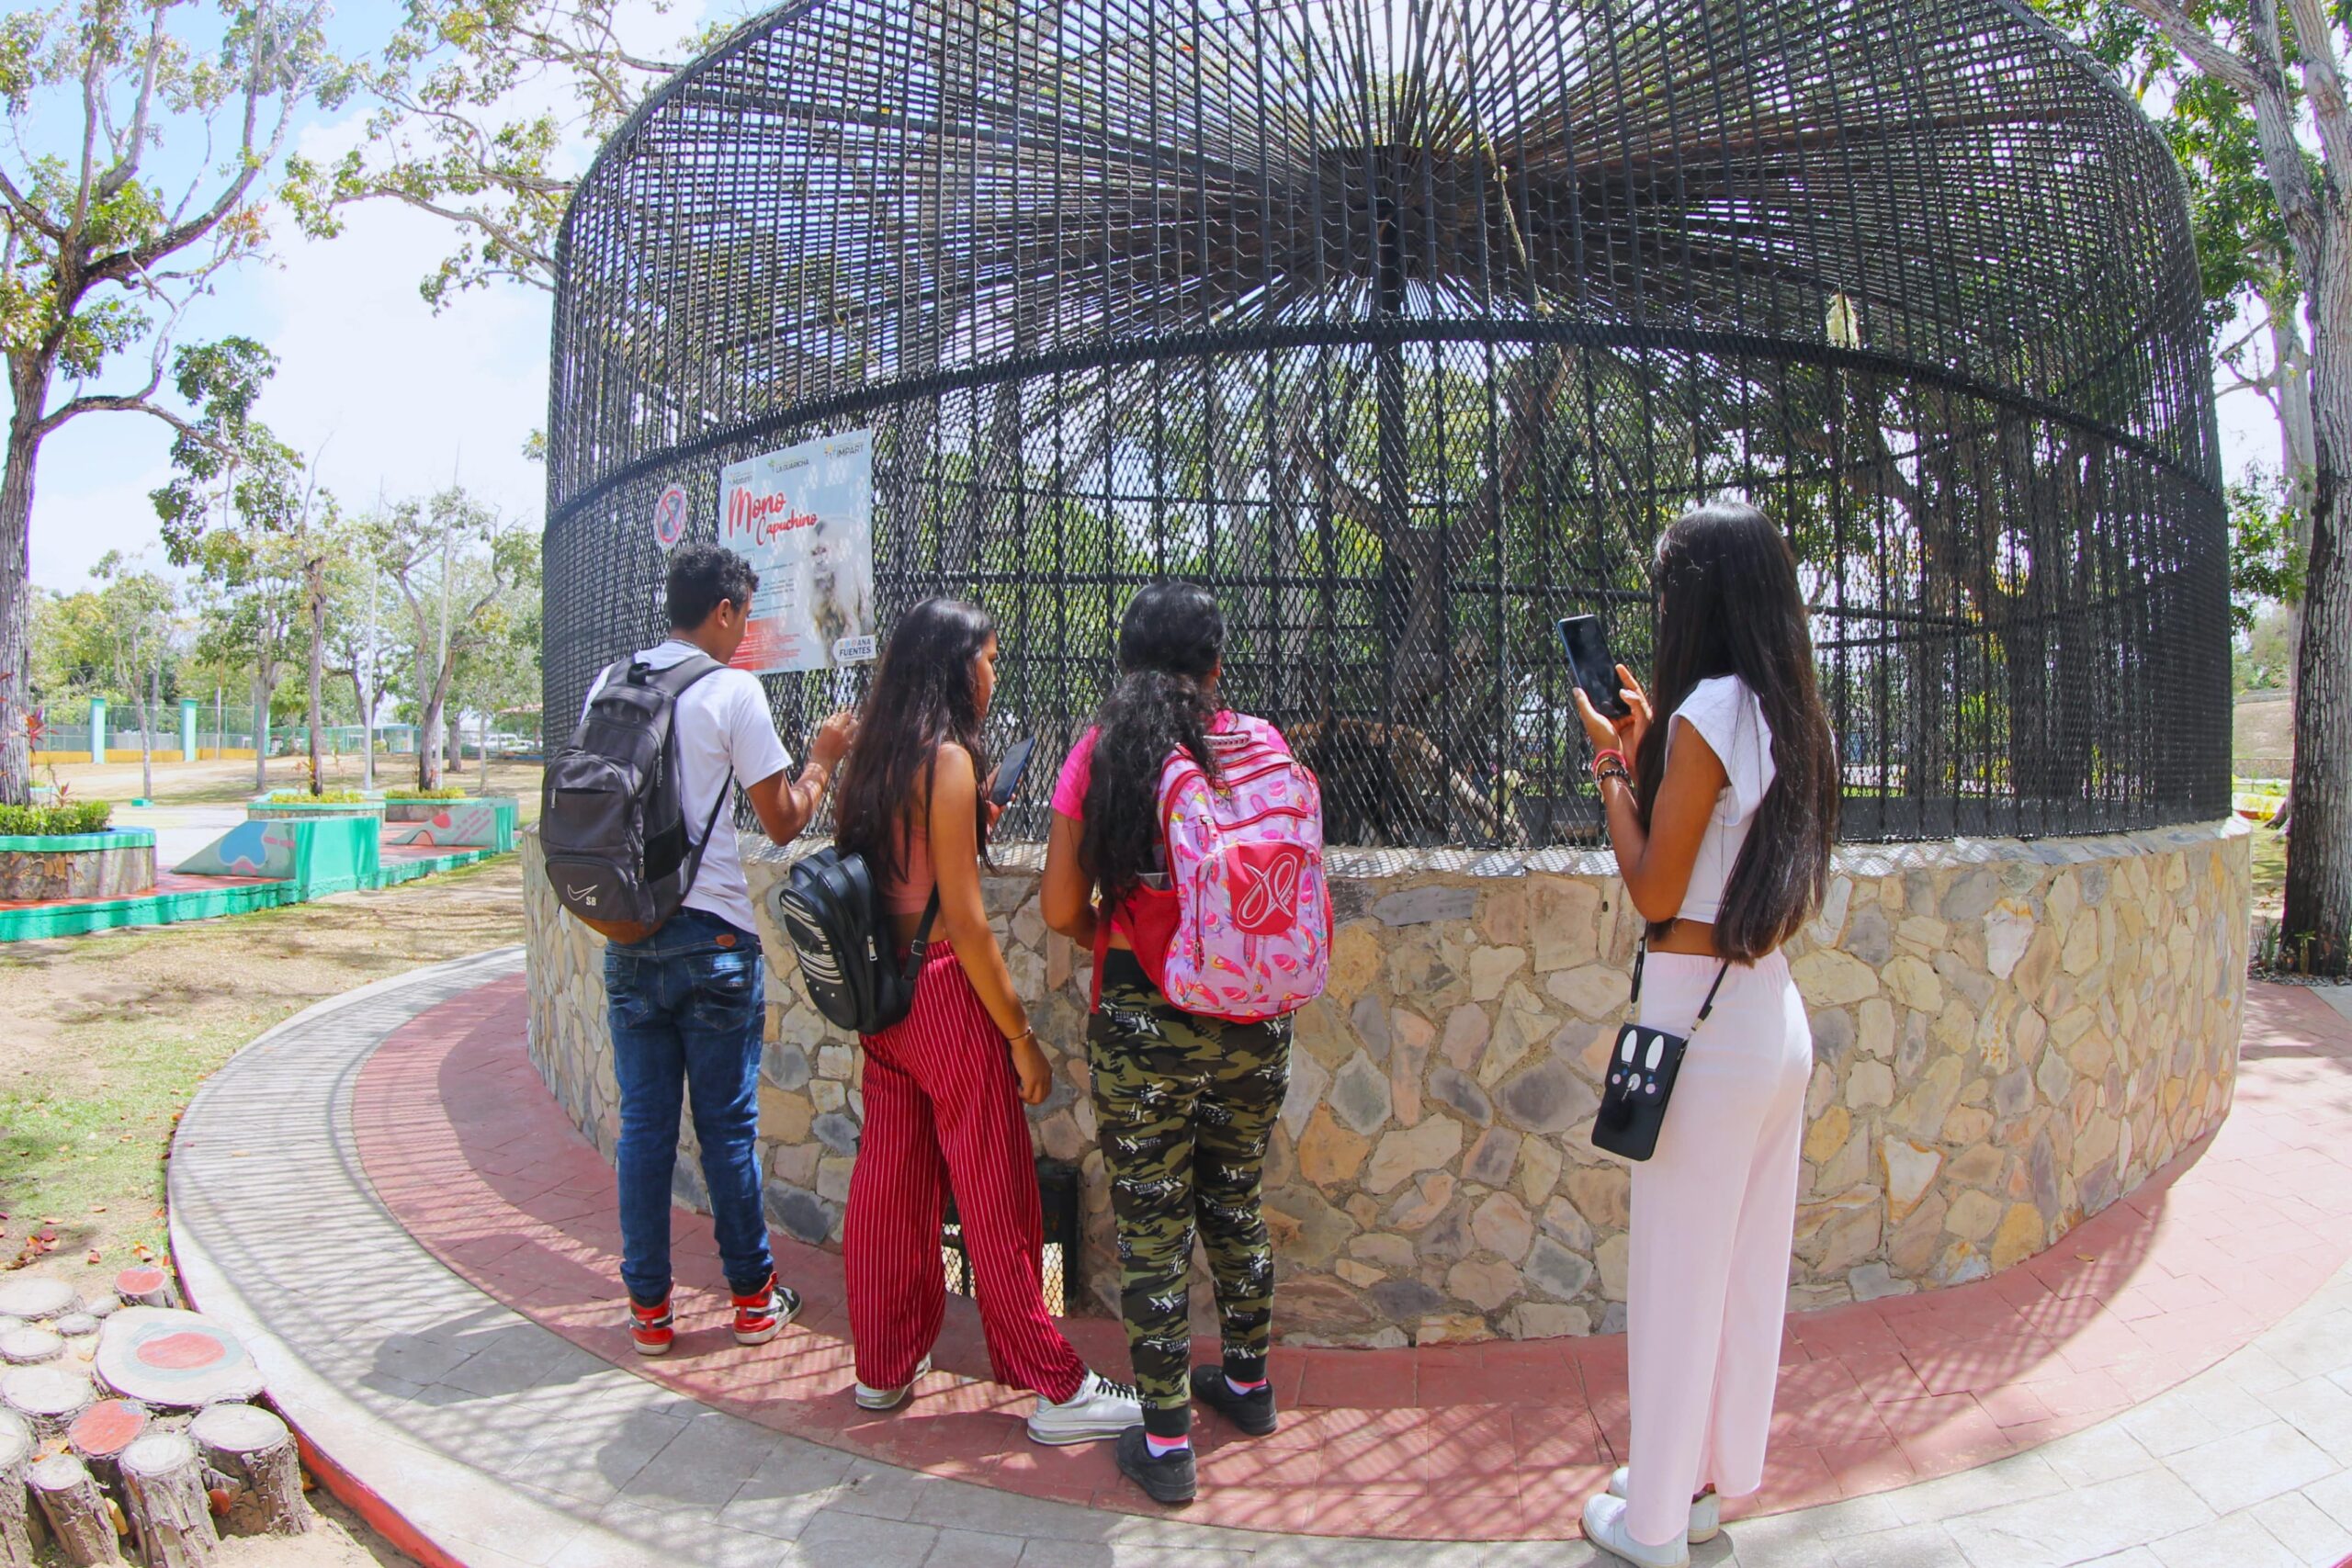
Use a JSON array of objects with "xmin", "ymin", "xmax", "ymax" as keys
[{"xmin": 1668, "ymin": 675, "xmax": 1776, "ymax": 924}]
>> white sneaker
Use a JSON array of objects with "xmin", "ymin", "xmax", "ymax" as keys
[
  {"xmin": 854, "ymin": 1354, "xmax": 931, "ymax": 1412},
  {"xmin": 1583, "ymin": 1492, "xmax": 1690, "ymax": 1568},
  {"xmin": 1607, "ymin": 1466, "xmax": 1721, "ymax": 1543},
  {"xmin": 1025, "ymin": 1371, "xmax": 1143, "ymax": 1445}
]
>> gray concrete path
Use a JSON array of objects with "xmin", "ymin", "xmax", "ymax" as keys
[{"xmin": 168, "ymin": 951, "xmax": 2352, "ymax": 1567}]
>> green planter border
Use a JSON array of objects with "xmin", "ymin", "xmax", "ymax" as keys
[{"xmin": 0, "ymin": 828, "xmax": 155, "ymax": 852}]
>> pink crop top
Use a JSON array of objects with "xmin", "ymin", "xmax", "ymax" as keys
[{"xmin": 883, "ymin": 823, "xmax": 933, "ymax": 916}]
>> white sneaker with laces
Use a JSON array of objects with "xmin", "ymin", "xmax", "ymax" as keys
[
  {"xmin": 854, "ymin": 1354, "xmax": 931, "ymax": 1413},
  {"xmin": 1582, "ymin": 1492, "xmax": 1690, "ymax": 1568},
  {"xmin": 1025, "ymin": 1371, "xmax": 1144, "ymax": 1445},
  {"xmin": 1606, "ymin": 1467, "xmax": 1721, "ymax": 1543}
]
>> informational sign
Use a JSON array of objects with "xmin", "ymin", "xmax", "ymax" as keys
[
  {"xmin": 717, "ymin": 430, "xmax": 876, "ymax": 673},
  {"xmin": 650, "ymin": 484, "xmax": 689, "ymax": 550}
]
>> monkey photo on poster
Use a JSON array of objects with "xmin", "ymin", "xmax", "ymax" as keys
[{"xmin": 716, "ymin": 430, "xmax": 877, "ymax": 673}]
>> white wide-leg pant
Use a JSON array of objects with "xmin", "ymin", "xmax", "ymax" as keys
[{"xmin": 1624, "ymin": 949, "xmax": 1813, "ymax": 1547}]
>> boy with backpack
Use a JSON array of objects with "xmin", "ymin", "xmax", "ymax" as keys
[
  {"xmin": 543, "ymin": 542, "xmax": 854, "ymax": 1357},
  {"xmin": 1035, "ymin": 582, "xmax": 1329, "ymax": 1506}
]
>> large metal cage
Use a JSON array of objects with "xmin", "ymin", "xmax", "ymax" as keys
[{"xmin": 545, "ymin": 0, "xmax": 2228, "ymax": 847}]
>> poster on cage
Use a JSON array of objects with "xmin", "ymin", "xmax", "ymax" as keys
[{"xmin": 716, "ymin": 429, "xmax": 877, "ymax": 674}]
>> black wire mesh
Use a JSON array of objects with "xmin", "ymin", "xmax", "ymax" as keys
[{"xmin": 545, "ymin": 0, "xmax": 2229, "ymax": 847}]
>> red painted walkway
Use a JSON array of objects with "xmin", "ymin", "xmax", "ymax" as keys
[{"xmin": 351, "ymin": 977, "xmax": 2352, "ymax": 1541}]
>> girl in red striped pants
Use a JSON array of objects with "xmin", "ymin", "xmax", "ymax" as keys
[{"xmin": 831, "ymin": 598, "xmax": 1140, "ymax": 1445}]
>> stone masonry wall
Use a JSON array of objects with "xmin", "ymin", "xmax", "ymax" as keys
[{"xmin": 523, "ymin": 818, "xmax": 2251, "ymax": 1347}]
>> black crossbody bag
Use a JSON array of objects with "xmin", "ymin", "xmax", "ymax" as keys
[{"xmin": 1592, "ymin": 940, "xmax": 1731, "ymax": 1161}]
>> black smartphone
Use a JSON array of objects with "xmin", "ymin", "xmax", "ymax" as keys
[
  {"xmin": 1557, "ymin": 615, "xmax": 1632, "ymax": 721},
  {"xmin": 989, "ymin": 737, "xmax": 1038, "ymax": 807}
]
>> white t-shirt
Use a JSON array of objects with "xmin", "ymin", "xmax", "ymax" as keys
[
  {"xmin": 584, "ymin": 639, "xmax": 791, "ymax": 936},
  {"xmin": 1667, "ymin": 675, "xmax": 1776, "ymax": 925}
]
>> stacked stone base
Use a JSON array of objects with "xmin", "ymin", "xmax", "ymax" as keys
[
  {"xmin": 524, "ymin": 820, "xmax": 2250, "ymax": 1346},
  {"xmin": 0, "ymin": 835, "xmax": 156, "ymax": 901}
]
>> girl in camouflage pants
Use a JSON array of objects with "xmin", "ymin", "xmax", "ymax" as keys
[{"xmin": 1040, "ymin": 582, "xmax": 1302, "ymax": 1506}]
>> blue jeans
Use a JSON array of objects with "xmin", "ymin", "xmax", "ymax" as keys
[{"xmin": 604, "ymin": 909, "xmax": 775, "ymax": 1304}]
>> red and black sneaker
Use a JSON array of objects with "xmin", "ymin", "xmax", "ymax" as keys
[
  {"xmin": 628, "ymin": 1294, "xmax": 674, "ymax": 1358},
  {"xmin": 730, "ymin": 1271, "xmax": 801, "ymax": 1346}
]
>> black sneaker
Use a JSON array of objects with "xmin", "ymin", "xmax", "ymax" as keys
[
  {"xmin": 1191, "ymin": 1365, "xmax": 1277, "ymax": 1436},
  {"xmin": 1114, "ymin": 1425, "xmax": 1197, "ymax": 1506}
]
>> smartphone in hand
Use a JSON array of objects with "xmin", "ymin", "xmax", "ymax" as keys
[
  {"xmin": 989, "ymin": 737, "xmax": 1038, "ymax": 808},
  {"xmin": 1557, "ymin": 615, "xmax": 1632, "ymax": 721}
]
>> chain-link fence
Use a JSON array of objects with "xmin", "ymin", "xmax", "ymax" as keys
[{"xmin": 546, "ymin": 0, "xmax": 2228, "ymax": 848}]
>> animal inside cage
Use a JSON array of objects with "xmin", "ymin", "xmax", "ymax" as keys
[
  {"xmin": 943, "ymin": 1158, "xmax": 1083, "ymax": 1317},
  {"xmin": 546, "ymin": 0, "xmax": 2229, "ymax": 848}
]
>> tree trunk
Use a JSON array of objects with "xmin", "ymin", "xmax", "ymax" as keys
[
  {"xmin": 0, "ymin": 1412, "xmax": 37, "ymax": 1568},
  {"xmin": 0, "ymin": 412, "xmax": 42, "ymax": 807},
  {"xmin": 250, "ymin": 671, "xmax": 267, "ymax": 795},
  {"xmin": 2286, "ymin": 417, "xmax": 2352, "ymax": 974},
  {"xmin": 135, "ymin": 665, "xmax": 153, "ymax": 803},
  {"xmin": 305, "ymin": 555, "xmax": 325, "ymax": 796},
  {"xmin": 27, "ymin": 1454, "xmax": 116, "ymax": 1566},
  {"xmin": 119, "ymin": 1434, "xmax": 214, "ymax": 1568},
  {"xmin": 4, "ymin": 1364, "xmax": 94, "ymax": 1439},
  {"xmin": 2265, "ymin": 283, "xmax": 2318, "ymax": 683},
  {"xmin": 188, "ymin": 1404, "xmax": 305, "ymax": 1538}
]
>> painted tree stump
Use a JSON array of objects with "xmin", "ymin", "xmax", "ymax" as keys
[
  {"xmin": 3, "ymin": 1365, "xmax": 95, "ymax": 1439},
  {"xmin": 0, "ymin": 1412, "xmax": 37, "ymax": 1568},
  {"xmin": 111, "ymin": 1271, "xmax": 175, "ymax": 1313},
  {"xmin": 67, "ymin": 1400, "xmax": 147, "ymax": 1492},
  {"xmin": 93, "ymin": 1312, "xmax": 260, "ymax": 1413},
  {"xmin": 0, "ymin": 1328, "xmax": 62, "ymax": 1367},
  {"xmin": 0, "ymin": 1279, "xmax": 79, "ymax": 1323},
  {"xmin": 119, "ymin": 1434, "xmax": 215, "ymax": 1568},
  {"xmin": 28, "ymin": 1454, "xmax": 119, "ymax": 1565},
  {"xmin": 188, "ymin": 1405, "xmax": 306, "ymax": 1538}
]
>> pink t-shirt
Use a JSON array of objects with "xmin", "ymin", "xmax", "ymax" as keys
[{"xmin": 1050, "ymin": 710, "xmax": 1283, "ymax": 820}]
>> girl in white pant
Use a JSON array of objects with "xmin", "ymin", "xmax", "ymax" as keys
[{"xmin": 1571, "ymin": 499, "xmax": 1838, "ymax": 1568}]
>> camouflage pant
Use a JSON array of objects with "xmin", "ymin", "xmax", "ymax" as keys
[{"xmin": 1088, "ymin": 955, "xmax": 1292, "ymax": 1428}]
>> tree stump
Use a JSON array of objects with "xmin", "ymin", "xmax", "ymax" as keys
[
  {"xmin": 67, "ymin": 1400, "xmax": 148, "ymax": 1492},
  {"xmin": 93, "ymin": 1313, "xmax": 260, "ymax": 1414},
  {"xmin": 53, "ymin": 1314, "xmax": 101, "ymax": 1340},
  {"xmin": 3, "ymin": 1365, "xmax": 95, "ymax": 1440},
  {"xmin": 0, "ymin": 1280, "xmax": 79, "ymax": 1323},
  {"xmin": 28, "ymin": 1454, "xmax": 119, "ymax": 1565},
  {"xmin": 188, "ymin": 1405, "xmax": 306, "ymax": 1538},
  {"xmin": 119, "ymin": 1434, "xmax": 214, "ymax": 1568},
  {"xmin": 84, "ymin": 1298, "xmax": 119, "ymax": 1323},
  {"xmin": 110, "ymin": 1272, "xmax": 175, "ymax": 1313},
  {"xmin": 0, "ymin": 1328, "xmax": 62, "ymax": 1367},
  {"xmin": 0, "ymin": 1413, "xmax": 38, "ymax": 1568}
]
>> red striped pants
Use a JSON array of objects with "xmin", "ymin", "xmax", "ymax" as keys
[{"xmin": 845, "ymin": 942, "xmax": 1088, "ymax": 1403}]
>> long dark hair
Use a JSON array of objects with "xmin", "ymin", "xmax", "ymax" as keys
[
  {"xmin": 1634, "ymin": 499, "xmax": 1838, "ymax": 963},
  {"xmin": 1082, "ymin": 581, "xmax": 1224, "ymax": 910},
  {"xmin": 833, "ymin": 597, "xmax": 995, "ymax": 889}
]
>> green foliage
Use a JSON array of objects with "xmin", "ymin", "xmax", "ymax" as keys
[
  {"xmin": 2229, "ymin": 468, "xmax": 2305, "ymax": 631},
  {"xmin": 384, "ymin": 785, "xmax": 468, "ymax": 799},
  {"xmin": 281, "ymin": 0, "xmax": 749, "ymax": 305},
  {"xmin": 0, "ymin": 799, "xmax": 113, "ymax": 835},
  {"xmin": 264, "ymin": 788, "xmax": 370, "ymax": 803}
]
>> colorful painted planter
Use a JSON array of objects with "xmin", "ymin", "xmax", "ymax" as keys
[
  {"xmin": 245, "ymin": 798, "xmax": 386, "ymax": 822},
  {"xmin": 0, "ymin": 828, "xmax": 157, "ymax": 901}
]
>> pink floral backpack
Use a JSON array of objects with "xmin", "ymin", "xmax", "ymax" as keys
[{"xmin": 1149, "ymin": 717, "xmax": 1330, "ymax": 1021}]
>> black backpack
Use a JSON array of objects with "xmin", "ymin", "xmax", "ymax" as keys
[
  {"xmin": 542, "ymin": 654, "xmax": 729, "ymax": 944},
  {"xmin": 769, "ymin": 847, "xmax": 940, "ymax": 1036}
]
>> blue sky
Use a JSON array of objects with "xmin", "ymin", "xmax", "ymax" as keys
[
  {"xmin": 16, "ymin": 0, "xmax": 2285, "ymax": 597},
  {"xmin": 20, "ymin": 0, "xmax": 719, "ymax": 596}
]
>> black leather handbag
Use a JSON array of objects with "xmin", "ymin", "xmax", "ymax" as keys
[{"xmin": 1592, "ymin": 942, "xmax": 1730, "ymax": 1161}]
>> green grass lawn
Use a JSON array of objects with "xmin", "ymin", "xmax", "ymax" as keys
[{"xmin": 0, "ymin": 854, "xmax": 525, "ymax": 1290}]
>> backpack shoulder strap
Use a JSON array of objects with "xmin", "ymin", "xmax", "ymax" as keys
[{"xmin": 650, "ymin": 652, "xmax": 738, "ymax": 897}]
